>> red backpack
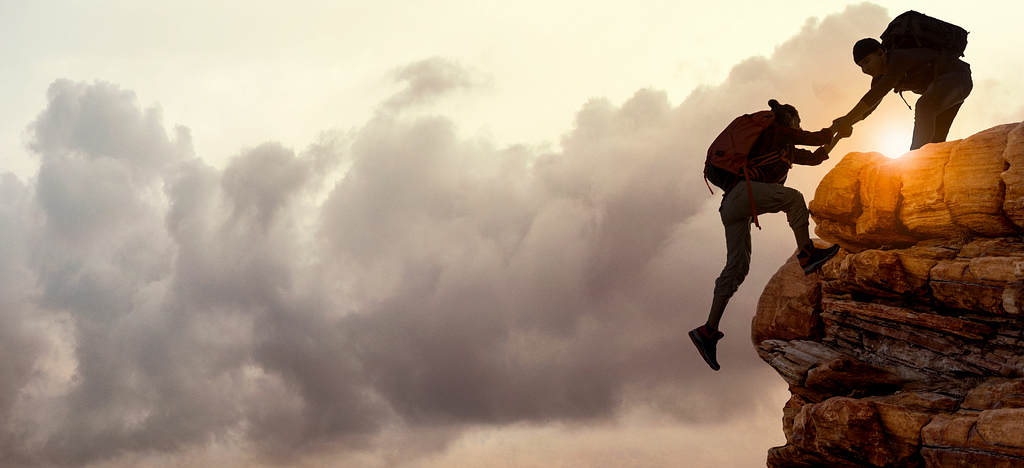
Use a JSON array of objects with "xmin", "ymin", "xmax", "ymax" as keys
[{"xmin": 704, "ymin": 110, "xmax": 775, "ymax": 229}]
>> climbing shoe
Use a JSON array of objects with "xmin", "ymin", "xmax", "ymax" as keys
[
  {"xmin": 797, "ymin": 242, "xmax": 841, "ymax": 275},
  {"xmin": 689, "ymin": 324, "xmax": 724, "ymax": 371}
]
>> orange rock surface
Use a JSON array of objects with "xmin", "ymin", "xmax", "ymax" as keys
[
  {"xmin": 810, "ymin": 121, "xmax": 1024, "ymax": 250},
  {"xmin": 756, "ymin": 121, "xmax": 1024, "ymax": 468}
]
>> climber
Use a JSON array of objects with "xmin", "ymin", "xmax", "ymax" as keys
[
  {"xmin": 690, "ymin": 99, "xmax": 841, "ymax": 371},
  {"xmin": 831, "ymin": 36, "xmax": 973, "ymax": 151}
]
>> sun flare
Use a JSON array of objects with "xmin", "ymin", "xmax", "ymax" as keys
[{"xmin": 879, "ymin": 128, "xmax": 913, "ymax": 159}]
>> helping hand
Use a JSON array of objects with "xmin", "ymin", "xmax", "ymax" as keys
[{"xmin": 831, "ymin": 117, "xmax": 854, "ymax": 138}]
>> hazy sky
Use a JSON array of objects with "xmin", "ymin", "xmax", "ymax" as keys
[{"xmin": 0, "ymin": 2, "xmax": 1021, "ymax": 467}]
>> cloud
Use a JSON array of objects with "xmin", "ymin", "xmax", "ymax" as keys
[
  {"xmin": 381, "ymin": 57, "xmax": 490, "ymax": 113},
  {"xmin": 0, "ymin": 3, "xmax": 930, "ymax": 467}
]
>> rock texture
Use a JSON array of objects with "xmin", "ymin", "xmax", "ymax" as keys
[{"xmin": 755, "ymin": 121, "xmax": 1024, "ymax": 468}]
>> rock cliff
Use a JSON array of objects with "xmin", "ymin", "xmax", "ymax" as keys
[{"xmin": 754, "ymin": 121, "xmax": 1024, "ymax": 468}]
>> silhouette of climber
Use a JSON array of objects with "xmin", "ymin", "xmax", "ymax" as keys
[
  {"xmin": 832, "ymin": 37, "xmax": 973, "ymax": 151},
  {"xmin": 690, "ymin": 100, "xmax": 841, "ymax": 371}
]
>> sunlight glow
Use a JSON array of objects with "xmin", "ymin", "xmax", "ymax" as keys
[{"xmin": 879, "ymin": 128, "xmax": 913, "ymax": 159}]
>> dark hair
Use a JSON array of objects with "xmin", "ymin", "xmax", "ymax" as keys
[
  {"xmin": 853, "ymin": 38, "xmax": 882, "ymax": 63},
  {"xmin": 768, "ymin": 99, "xmax": 799, "ymax": 127}
]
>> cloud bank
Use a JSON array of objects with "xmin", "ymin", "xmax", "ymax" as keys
[{"xmin": 0, "ymin": 4, "xmax": 907, "ymax": 466}]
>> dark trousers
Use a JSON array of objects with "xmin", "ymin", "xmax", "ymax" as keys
[
  {"xmin": 714, "ymin": 181, "xmax": 808, "ymax": 297},
  {"xmin": 911, "ymin": 68, "xmax": 973, "ymax": 150}
]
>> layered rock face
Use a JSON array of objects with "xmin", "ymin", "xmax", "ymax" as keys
[{"xmin": 754, "ymin": 121, "xmax": 1024, "ymax": 468}]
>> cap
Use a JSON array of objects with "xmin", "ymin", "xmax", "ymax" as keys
[{"xmin": 853, "ymin": 38, "xmax": 882, "ymax": 63}]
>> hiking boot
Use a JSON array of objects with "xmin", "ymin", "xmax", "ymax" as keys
[
  {"xmin": 689, "ymin": 324, "xmax": 724, "ymax": 371},
  {"xmin": 798, "ymin": 242, "xmax": 841, "ymax": 275}
]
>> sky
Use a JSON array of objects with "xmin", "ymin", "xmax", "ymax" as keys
[{"xmin": 0, "ymin": 1, "xmax": 1021, "ymax": 467}]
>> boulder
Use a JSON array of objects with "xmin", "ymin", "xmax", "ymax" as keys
[
  {"xmin": 899, "ymin": 140, "xmax": 960, "ymax": 239},
  {"xmin": 755, "ymin": 121, "xmax": 1024, "ymax": 468},
  {"xmin": 944, "ymin": 123, "xmax": 1021, "ymax": 236}
]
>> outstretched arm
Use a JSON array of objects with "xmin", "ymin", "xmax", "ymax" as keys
[
  {"xmin": 779, "ymin": 126, "xmax": 834, "ymax": 147},
  {"xmin": 829, "ymin": 98, "xmax": 879, "ymax": 148},
  {"xmin": 834, "ymin": 100, "xmax": 875, "ymax": 133},
  {"xmin": 793, "ymin": 147, "xmax": 830, "ymax": 166}
]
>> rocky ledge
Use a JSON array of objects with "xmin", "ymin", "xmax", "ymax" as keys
[{"xmin": 754, "ymin": 121, "xmax": 1024, "ymax": 468}]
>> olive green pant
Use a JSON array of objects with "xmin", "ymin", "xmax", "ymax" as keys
[{"xmin": 713, "ymin": 181, "xmax": 809, "ymax": 297}]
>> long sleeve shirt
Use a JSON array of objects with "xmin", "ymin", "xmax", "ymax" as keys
[
  {"xmin": 720, "ymin": 124, "xmax": 832, "ymax": 193},
  {"xmin": 860, "ymin": 48, "xmax": 971, "ymax": 108}
]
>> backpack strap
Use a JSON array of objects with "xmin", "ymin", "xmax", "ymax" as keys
[
  {"xmin": 703, "ymin": 158, "xmax": 715, "ymax": 194},
  {"xmin": 740, "ymin": 164, "xmax": 761, "ymax": 230},
  {"xmin": 897, "ymin": 89, "xmax": 912, "ymax": 110},
  {"xmin": 910, "ymin": 14, "xmax": 924, "ymax": 47}
]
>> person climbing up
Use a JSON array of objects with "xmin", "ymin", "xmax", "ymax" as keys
[
  {"xmin": 831, "ymin": 12, "xmax": 972, "ymax": 151},
  {"xmin": 690, "ymin": 99, "xmax": 841, "ymax": 371}
]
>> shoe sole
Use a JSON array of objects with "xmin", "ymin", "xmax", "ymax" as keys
[{"xmin": 689, "ymin": 330, "xmax": 721, "ymax": 371}]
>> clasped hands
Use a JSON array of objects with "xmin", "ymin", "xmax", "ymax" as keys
[
  {"xmin": 830, "ymin": 116, "xmax": 855, "ymax": 139},
  {"xmin": 807, "ymin": 116, "xmax": 855, "ymax": 165}
]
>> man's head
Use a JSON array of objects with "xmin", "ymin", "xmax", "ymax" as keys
[
  {"xmin": 853, "ymin": 38, "xmax": 887, "ymax": 78},
  {"xmin": 768, "ymin": 99, "xmax": 800, "ymax": 129}
]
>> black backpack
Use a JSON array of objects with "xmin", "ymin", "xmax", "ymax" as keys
[
  {"xmin": 880, "ymin": 11, "xmax": 968, "ymax": 102},
  {"xmin": 881, "ymin": 11, "xmax": 968, "ymax": 58}
]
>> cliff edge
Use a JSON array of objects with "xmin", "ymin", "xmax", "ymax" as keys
[{"xmin": 754, "ymin": 121, "xmax": 1024, "ymax": 468}]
